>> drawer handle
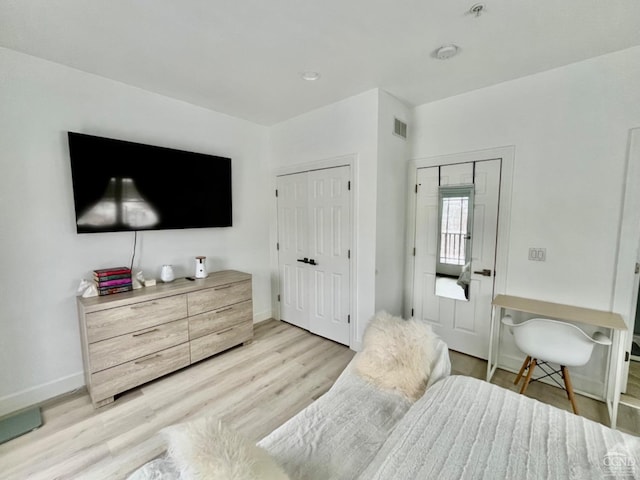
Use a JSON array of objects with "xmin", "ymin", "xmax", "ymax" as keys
[
  {"xmin": 134, "ymin": 354, "xmax": 160, "ymax": 365},
  {"xmin": 215, "ymin": 307, "xmax": 233, "ymax": 314},
  {"xmin": 132, "ymin": 328, "xmax": 159, "ymax": 337},
  {"xmin": 216, "ymin": 326, "xmax": 235, "ymax": 336},
  {"xmin": 214, "ymin": 285, "xmax": 232, "ymax": 291},
  {"xmin": 131, "ymin": 301, "xmax": 159, "ymax": 310}
]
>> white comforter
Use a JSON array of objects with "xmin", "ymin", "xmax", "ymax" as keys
[
  {"xmin": 358, "ymin": 375, "xmax": 640, "ymax": 480},
  {"xmin": 127, "ymin": 337, "xmax": 451, "ymax": 480},
  {"xmin": 127, "ymin": 343, "xmax": 639, "ymax": 480},
  {"xmin": 256, "ymin": 366, "xmax": 411, "ymax": 479},
  {"xmin": 257, "ymin": 336, "xmax": 452, "ymax": 480},
  {"xmin": 127, "ymin": 365, "xmax": 416, "ymax": 480}
]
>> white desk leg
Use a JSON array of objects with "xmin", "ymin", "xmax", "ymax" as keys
[
  {"xmin": 609, "ymin": 329, "xmax": 625, "ymax": 429},
  {"xmin": 487, "ymin": 305, "xmax": 499, "ymax": 382}
]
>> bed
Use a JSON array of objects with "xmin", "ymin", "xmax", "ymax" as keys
[{"xmin": 128, "ymin": 316, "xmax": 639, "ymax": 480}]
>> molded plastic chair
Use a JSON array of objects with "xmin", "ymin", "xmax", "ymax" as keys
[{"xmin": 501, "ymin": 316, "xmax": 611, "ymax": 414}]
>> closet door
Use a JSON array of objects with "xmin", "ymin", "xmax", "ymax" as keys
[
  {"xmin": 307, "ymin": 167, "xmax": 351, "ymax": 345},
  {"xmin": 276, "ymin": 166, "xmax": 351, "ymax": 346},
  {"xmin": 276, "ymin": 173, "xmax": 309, "ymax": 330}
]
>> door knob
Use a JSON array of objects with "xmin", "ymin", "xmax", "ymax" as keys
[
  {"xmin": 473, "ymin": 269, "xmax": 492, "ymax": 277},
  {"xmin": 309, "ymin": 259, "xmax": 317, "ymax": 266}
]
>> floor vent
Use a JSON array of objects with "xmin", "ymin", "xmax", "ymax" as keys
[{"xmin": 394, "ymin": 118, "xmax": 408, "ymax": 139}]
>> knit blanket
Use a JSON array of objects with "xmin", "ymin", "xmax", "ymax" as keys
[{"xmin": 357, "ymin": 375, "xmax": 640, "ymax": 480}]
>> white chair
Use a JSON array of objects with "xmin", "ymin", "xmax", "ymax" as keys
[{"xmin": 501, "ymin": 316, "xmax": 611, "ymax": 414}]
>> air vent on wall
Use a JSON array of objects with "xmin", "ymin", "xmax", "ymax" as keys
[{"xmin": 394, "ymin": 118, "xmax": 408, "ymax": 139}]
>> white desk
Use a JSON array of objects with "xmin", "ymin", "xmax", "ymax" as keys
[{"xmin": 487, "ymin": 294, "xmax": 627, "ymax": 428}]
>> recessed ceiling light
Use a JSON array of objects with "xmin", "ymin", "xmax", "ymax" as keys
[
  {"xmin": 433, "ymin": 45, "xmax": 460, "ymax": 60},
  {"xmin": 301, "ymin": 71, "xmax": 321, "ymax": 81}
]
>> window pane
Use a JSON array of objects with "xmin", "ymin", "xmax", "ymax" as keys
[{"xmin": 440, "ymin": 196, "xmax": 469, "ymax": 265}]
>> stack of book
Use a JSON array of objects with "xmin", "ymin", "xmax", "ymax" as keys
[{"xmin": 94, "ymin": 267, "xmax": 133, "ymax": 296}]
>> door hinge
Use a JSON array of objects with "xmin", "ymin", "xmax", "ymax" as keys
[
  {"xmin": 348, "ymin": 180, "xmax": 351, "ymax": 191},
  {"xmin": 276, "ymin": 242, "xmax": 279, "ymax": 251},
  {"xmin": 275, "ymin": 189, "xmax": 278, "ymax": 197},
  {"xmin": 635, "ymin": 263, "xmax": 639, "ymax": 274},
  {"xmin": 626, "ymin": 351, "xmax": 630, "ymax": 362},
  {"xmin": 411, "ymin": 308, "xmax": 414, "ymax": 317},
  {"xmin": 413, "ymin": 247, "xmax": 416, "ymax": 256},
  {"xmin": 415, "ymin": 184, "xmax": 418, "ymax": 193},
  {"xmin": 348, "ymin": 249, "xmax": 351, "ymax": 259},
  {"xmin": 348, "ymin": 314, "xmax": 351, "ymax": 324},
  {"xmin": 277, "ymin": 294, "xmax": 281, "ymax": 302}
]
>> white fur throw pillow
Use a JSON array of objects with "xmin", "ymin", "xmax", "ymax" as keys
[
  {"xmin": 162, "ymin": 416, "xmax": 289, "ymax": 480},
  {"xmin": 354, "ymin": 311, "xmax": 437, "ymax": 402}
]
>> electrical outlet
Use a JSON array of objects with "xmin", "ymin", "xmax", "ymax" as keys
[{"xmin": 528, "ymin": 248, "xmax": 547, "ymax": 261}]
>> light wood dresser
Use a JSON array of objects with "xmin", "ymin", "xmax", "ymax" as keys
[{"xmin": 76, "ymin": 270, "xmax": 253, "ymax": 407}]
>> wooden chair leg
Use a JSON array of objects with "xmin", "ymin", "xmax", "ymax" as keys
[
  {"xmin": 520, "ymin": 358, "xmax": 537, "ymax": 394},
  {"xmin": 514, "ymin": 355, "xmax": 531, "ymax": 385},
  {"xmin": 561, "ymin": 366, "xmax": 579, "ymax": 415}
]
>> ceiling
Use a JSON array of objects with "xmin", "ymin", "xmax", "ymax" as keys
[{"xmin": 1, "ymin": 1, "xmax": 639, "ymax": 125}]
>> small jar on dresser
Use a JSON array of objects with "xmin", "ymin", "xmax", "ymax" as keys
[{"xmin": 76, "ymin": 270, "xmax": 253, "ymax": 408}]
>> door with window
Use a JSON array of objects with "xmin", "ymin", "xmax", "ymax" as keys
[
  {"xmin": 412, "ymin": 160, "xmax": 500, "ymax": 359},
  {"xmin": 277, "ymin": 166, "xmax": 351, "ymax": 345}
]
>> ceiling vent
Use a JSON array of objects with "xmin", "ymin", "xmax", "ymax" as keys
[{"xmin": 394, "ymin": 118, "xmax": 408, "ymax": 139}]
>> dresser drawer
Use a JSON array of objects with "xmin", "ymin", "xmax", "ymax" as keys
[
  {"xmin": 190, "ymin": 322, "xmax": 253, "ymax": 363},
  {"xmin": 89, "ymin": 318, "xmax": 189, "ymax": 373},
  {"xmin": 86, "ymin": 294, "xmax": 188, "ymax": 343},
  {"xmin": 187, "ymin": 280, "xmax": 251, "ymax": 316},
  {"xmin": 189, "ymin": 300, "xmax": 252, "ymax": 340},
  {"xmin": 91, "ymin": 343, "xmax": 190, "ymax": 403}
]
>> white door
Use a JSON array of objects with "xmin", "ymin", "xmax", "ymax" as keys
[
  {"xmin": 617, "ymin": 127, "xmax": 640, "ymax": 394},
  {"xmin": 412, "ymin": 159, "xmax": 500, "ymax": 359},
  {"xmin": 277, "ymin": 166, "xmax": 351, "ymax": 345},
  {"xmin": 277, "ymin": 173, "xmax": 309, "ymax": 330}
]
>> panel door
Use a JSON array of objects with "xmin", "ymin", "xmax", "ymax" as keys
[
  {"xmin": 276, "ymin": 166, "xmax": 351, "ymax": 346},
  {"xmin": 413, "ymin": 159, "xmax": 500, "ymax": 359},
  {"xmin": 276, "ymin": 172, "xmax": 309, "ymax": 330},
  {"xmin": 307, "ymin": 166, "xmax": 351, "ymax": 345}
]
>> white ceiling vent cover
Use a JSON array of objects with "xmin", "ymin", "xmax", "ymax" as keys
[{"xmin": 394, "ymin": 118, "xmax": 408, "ymax": 139}]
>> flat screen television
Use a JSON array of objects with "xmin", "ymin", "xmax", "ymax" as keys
[{"xmin": 67, "ymin": 132, "xmax": 232, "ymax": 233}]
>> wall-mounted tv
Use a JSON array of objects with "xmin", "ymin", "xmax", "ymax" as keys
[{"xmin": 67, "ymin": 132, "xmax": 232, "ymax": 233}]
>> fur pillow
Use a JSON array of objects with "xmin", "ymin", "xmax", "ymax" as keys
[
  {"xmin": 354, "ymin": 311, "xmax": 437, "ymax": 402},
  {"xmin": 162, "ymin": 416, "xmax": 289, "ymax": 480}
]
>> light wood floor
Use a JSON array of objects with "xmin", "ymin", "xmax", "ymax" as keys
[
  {"xmin": 2, "ymin": 320, "xmax": 639, "ymax": 479},
  {"xmin": 626, "ymin": 360, "xmax": 640, "ymax": 399},
  {"xmin": 0, "ymin": 320, "xmax": 355, "ymax": 480}
]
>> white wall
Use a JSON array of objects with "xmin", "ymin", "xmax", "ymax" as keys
[
  {"xmin": 269, "ymin": 89, "xmax": 380, "ymax": 347},
  {"xmin": 6, "ymin": 40, "xmax": 639, "ymax": 412},
  {"xmin": 0, "ymin": 48, "xmax": 271, "ymax": 415},
  {"xmin": 375, "ymin": 91, "xmax": 410, "ymax": 315},
  {"xmin": 409, "ymin": 45, "xmax": 640, "ymax": 396}
]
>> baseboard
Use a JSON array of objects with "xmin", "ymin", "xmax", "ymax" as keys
[
  {"xmin": 253, "ymin": 309, "xmax": 273, "ymax": 324},
  {"xmin": 0, "ymin": 372, "xmax": 85, "ymax": 418}
]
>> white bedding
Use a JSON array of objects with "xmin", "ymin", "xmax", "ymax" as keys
[
  {"xmin": 127, "ymin": 336, "xmax": 451, "ymax": 480},
  {"xmin": 257, "ymin": 336, "xmax": 452, "ymax": 480},
  {"xmin": 358, "ymin": 375, "xmax": 640, "ymax": 480},
  {"xmin": 127, "ymin": 365, "xmax": 413, "ymax": 480},
  {"xmin": 256, "ymin": 365, "xmax": 411, "ymax": 480}
]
